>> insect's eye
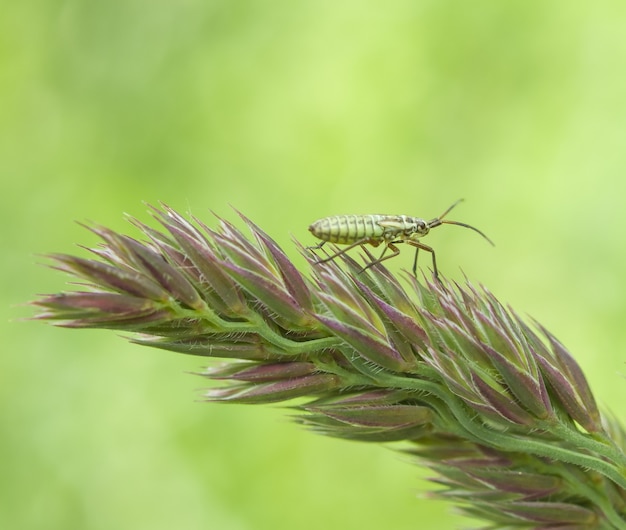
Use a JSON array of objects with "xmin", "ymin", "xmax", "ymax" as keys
[{"xmin": 417, "ymin": 221, "xmax": 429, "ymax": 234}]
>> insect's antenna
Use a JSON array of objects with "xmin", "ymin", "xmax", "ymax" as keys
[
  {"xmin": 437, "ymin": 198, "xmax": 465, "ymax": 220},
  {"xmin": 439, "ymin": 220, "xmax": 495, "ymax": 246},
  {"xmin": 428, "ymin": 199, "xmax": 495, "ymax": 246}
]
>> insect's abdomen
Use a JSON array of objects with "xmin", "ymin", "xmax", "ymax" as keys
[{"xmin": 308, "ymin": 215, "xmax": 385, "ymax": 244}]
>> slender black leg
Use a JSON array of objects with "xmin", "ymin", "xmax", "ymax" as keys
[
  {"xmin": 313, "ymin": 238, "xmax": 371, "ymax": 264},
  {"xmin": 360, "ymin": 242, "xmax": 402, "ymax": 272},
  {"xmin": 406, "ymin": 241, "xmax": 439, "ymax": 280},
  {"xmin": 306, "ymin": 241, "xmax": 326, "ymax": 251},
  {"xmin": 412, "ymin": 248, "xmax": 420, "ymax": 277}
]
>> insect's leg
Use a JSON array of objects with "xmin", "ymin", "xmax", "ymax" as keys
[
  {"xmin": 360, "ymin": 242, "xmax": 402, "ymax": 272},
  {"xmin": 412, "ymin": 248, "xmax": 420, "ymax": 277},
  {"xmin": 314, "ymin": 238, "xmax": 371, "ymax": 265},
  {"xmin": 405, "ymin": 241, "xmax": 439, "ymax": 280},
  {"xmin": 306, "ymin": 241, "xmax": 326, "ymax": 251},
  {"xmin": 374, "ymin": 243, "xmax": 389, "ymax": 263}
]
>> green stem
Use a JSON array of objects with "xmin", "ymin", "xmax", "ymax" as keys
[
  {"xmin": 378, "ymin": 373, "xmax": 626, "ymax": 492},
  {"xmin": 553, "ymin": 422, "xmax": 626, "ymax": 472},
  {"xmin": 177, "ymin": 305, "xmax": 342, "ymax": 355}
]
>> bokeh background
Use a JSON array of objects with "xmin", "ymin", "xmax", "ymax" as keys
[{"xmin": 4, "ymin": 2, "xmax": 626, "ymax": 529}]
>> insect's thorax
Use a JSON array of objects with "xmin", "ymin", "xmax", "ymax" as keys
[{"xmin": 377, "ymin": 215, "xmax": 428, "ymax": 239}]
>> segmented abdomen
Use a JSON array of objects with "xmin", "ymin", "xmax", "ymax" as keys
[{"xmin": 308, "ymin": 215, "xmax": 385, "ymax": 244}]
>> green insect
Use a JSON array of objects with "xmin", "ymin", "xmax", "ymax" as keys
[{"xmin": 308, "ymin": 199, "xmax": 494, "ymax": 278}]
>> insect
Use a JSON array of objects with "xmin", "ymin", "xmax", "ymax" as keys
[{"xmin": 307, "ymin": 199, "xmax": 494, "ymax": 278}]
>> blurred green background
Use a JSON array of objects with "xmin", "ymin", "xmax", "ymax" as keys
[{"xmin": 4, "ymin": 2, "xmax": 626, "ymax": 529}]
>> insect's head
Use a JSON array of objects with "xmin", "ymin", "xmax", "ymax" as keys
[
  {"xmin": 407, "ymin": 219, "xmax": 430, "ymax": 240},
  {"xmin": 428, "ymin": 199, "xmax": 495, "ymax": 246}
]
